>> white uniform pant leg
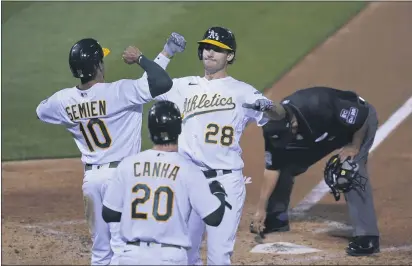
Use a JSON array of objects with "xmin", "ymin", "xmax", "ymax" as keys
[
  {"xmin": 206, "ymin": 171, "xmax": 246, "ymax": 265},
  {"xmin": 120, "ymin": 244, "xmax": 188, "ymax": 265},
  {"xmin": 186, "ymin": 209, "xmax": 206, "ymax": 265},
  {"xmin": 83, "ymin": 168, "xmax": 126, "ymax": 265}
]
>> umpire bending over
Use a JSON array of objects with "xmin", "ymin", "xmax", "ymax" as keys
[{"xmin": 246, "ymin": 86, "xmax": 380, "ymax": 256}]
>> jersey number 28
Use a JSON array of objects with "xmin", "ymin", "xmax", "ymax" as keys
[
  {"xmin": 205, "ymin": 123, "xmax": 234, "ymax": 146},
  {"xmin": 79, "ymin": 118, "xmax": 112, "ymax": 152},
  {"xmin": 131, "ymin": 183, "xmax": 174, "ymax": 221}
]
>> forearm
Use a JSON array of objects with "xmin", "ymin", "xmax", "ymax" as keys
[
  {"xmin": 102, "ymin": 205, "xmax": 122, "ymax": 223},
  {"xmin": 257, "ymin": 169, "xmax": 280, "ymax": 210},
  {"xmin": 351, "ymin": 116, "xmax": 369, "ymax": 150},
  {"xmin": 141, "ymin": 53, "xmax": 171, "ymax": 79},
  {"xmin": 138, "ymin": 55, "xmax": 173, "ymax": 98}
]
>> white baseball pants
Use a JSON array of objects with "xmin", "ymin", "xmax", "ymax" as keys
[
  {"xmin": 187, "ymin": 170, "xmax": 246, "ymax": 265},
  {"xmin": 82, "ymin": 164, "xmax": 126, "ymax": 265},
  {"xmin": 119, "ymin": 242, "xmax": 188, "ymax": 265}
]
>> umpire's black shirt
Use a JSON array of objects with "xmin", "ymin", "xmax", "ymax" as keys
[{"xmin": 265, "ymin": 86, "xmax": 369, "ymax": 171}]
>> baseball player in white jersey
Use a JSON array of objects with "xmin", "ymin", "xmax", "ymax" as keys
[
  {"xmin": 102, "ymin": 100, "xmax": 229, "ymax": 265},
  {"xmin": 35, "ymin": 35, "xmax": 186, "ymax": 265},
  {"xmin": 141, "ymin": 27, "xmax": 280, "ymax": 264}
]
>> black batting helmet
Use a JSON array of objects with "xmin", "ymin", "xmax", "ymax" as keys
[
  {"xmin": 148, "ymin": 101, "xmax": 182, "ymax": 145},
  {"xmin": 69, "ymin": 38, "xmax": 110, "ymax": 79},
  {"xmin": 198, "ymin": 26, "xmax": 236, "ymax": 64}
]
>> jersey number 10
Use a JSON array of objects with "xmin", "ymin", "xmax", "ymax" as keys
[{"xmin": 79, "ymin": 118, "xmax": 112, "ymax": 152}]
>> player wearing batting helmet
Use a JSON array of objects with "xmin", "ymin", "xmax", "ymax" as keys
[
  {"xmin": 102, "ymin": 100, "xmax": 229, "ymax": 265},
  {"xmin": 36, "ymin": 35, "xmax": 183, "ymax": 265},
  {"xmin": 134, "ymin": 27, "xmax": 284, "ymax": 265}
]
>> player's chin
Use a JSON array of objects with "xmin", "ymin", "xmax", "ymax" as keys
[{"xmin": 203, "ymin": 61, "xmax": 221, "ymax": 73}]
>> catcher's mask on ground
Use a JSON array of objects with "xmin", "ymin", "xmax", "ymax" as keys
[
  {"xmin": 324, "ymin": 154, "xmax": 367, "ymax": 201},
  {"xmin": 69, "ymin": 38, "xmax": 110, "ymax": 79},
  {"xmin": 197, "ymin": 26, "xmax": 236, "ymax": 64}
]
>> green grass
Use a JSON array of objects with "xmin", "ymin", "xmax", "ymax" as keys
[{"xmin": 1, "ymin": 1, "xmax": 366, "ymax": 161}]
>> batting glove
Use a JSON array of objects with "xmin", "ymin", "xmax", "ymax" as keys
[
  {"xmin": 163, "ymin": 32, "xmax": 186, "ymax": 57},
  {"xmin": 242, "ymin": 99, "xmax": 274, "ymax": 112}
]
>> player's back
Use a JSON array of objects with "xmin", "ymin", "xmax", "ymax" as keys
[
  {"xmin": 36, "ymin": 79, "xmax": 153, "ymax": 164},
  {"xmin": 115, "ymin": 149, "xmax": 217, "ymax": 249}
]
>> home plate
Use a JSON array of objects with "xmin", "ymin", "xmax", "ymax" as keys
[{"xmin": 250, "ymin": 242, "xmax": 322, "ymax": 255}]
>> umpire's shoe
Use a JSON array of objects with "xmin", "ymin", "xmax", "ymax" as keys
[
  {"xmin": 250, "ymin": 212, "xmax": 290, "ymax": 234},
  {"xmin": 346, "ymin": 236, "xmax": 380, "ymax": 256}
]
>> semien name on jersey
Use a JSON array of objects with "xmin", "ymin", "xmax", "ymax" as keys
[
  {"xmin": 65, "ymin": 100, "xmax": 107, "ymax": 121},
  {"xmin": 134, "ymin": 161, "xmax": 180, "ymax": 181}
]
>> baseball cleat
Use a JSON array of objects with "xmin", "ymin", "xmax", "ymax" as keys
[{"xmin": 346, "ymin": 236, "xmax": 380, "ymax": 256}]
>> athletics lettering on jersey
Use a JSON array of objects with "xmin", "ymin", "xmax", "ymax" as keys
[
  {"xmin": 182, "ymin": 93, "xmax": 235, "ymax": 121},
  {"xmin": 149, "ymin": 54, "xmax": 270, "ymax": 170},
  {"xmin": 134, "ymin": 162, "xmax": 180, "ymax": 181},
  {"xmin": 65, "ymin": 100, "xmax": 107, "ymax": 121}
]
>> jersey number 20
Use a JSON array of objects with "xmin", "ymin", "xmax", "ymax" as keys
[
  {"xmin": 79, "ymin": 118, "xmax": 112, "ymax": 152},
  {"xmin": 131, "ymin": 183, "xmax": 174, "ymax": 221}
]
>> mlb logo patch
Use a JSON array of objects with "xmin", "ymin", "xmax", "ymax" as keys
[
  {"xmin": 340, "ymin": 107, "xmax": 358, "ymax": 124},
  {"xmin": 340, "ymin": 109, "xmax": 348, "ymax": 119}
]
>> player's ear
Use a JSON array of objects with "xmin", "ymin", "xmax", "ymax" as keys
[{"xmin": 226, "ymin": 52, "xmax": 234, "ymax": 63}]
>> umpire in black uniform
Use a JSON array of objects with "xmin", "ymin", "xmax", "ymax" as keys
[{"xmin": 244, "ymin": 86, "xmax": 380, "ymax": 256}]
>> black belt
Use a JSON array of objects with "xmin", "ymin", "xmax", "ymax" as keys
[
  {"xmin": 127, "ymin": 240, "xmax": 183, "ymax": 250},
  {"xmin": 85, "ymin": 161, "xmax": 120, "ymax": 171},
  {"xmin": 202, "ymin": 169, "xmax": 232, "ymax": 179}
]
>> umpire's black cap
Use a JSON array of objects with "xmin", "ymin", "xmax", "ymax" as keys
[
  {"xmin": 148, "ymin": 101, "xmax": 182, "ymax": 145},
  {"xmin": 262, "ymin": 104, "xmax": 295, "ymax": 148},
  {"xmin": 69, "ymin": 38, "xmax": 110, "ymax": 79}
]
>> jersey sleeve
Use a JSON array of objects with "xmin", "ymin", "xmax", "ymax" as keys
[
  {"xmin": 115, "ymin": 78, "xmax": 154, "ymax": 105},
  {"xmin": 263, "ymin": 131, "xmax": 293, "ymax": 170},
  {"xmin": 142, "ymin": 53, "xmax": 173, "ymax": 102},
  {"xmin": 243, "ymin": 88, "xmax": 270, "ymax": 126},
  {"xmin": 333, "ymin": 95, "xmax": 369, "ymax": 132},
  {"xmin": 154, "ymin": 78, "xmax": 181, "ymax": 102},
  {"xmin": 36, "ymin": 91, "xmax": 72, "ymax": 126},
  {"xmin": 186, "ymin": 166, "xmax": 221, "ymax": 219},
  {"xmin": 103, "ymin": 167, "xmax": 125, "ymax": 213}
]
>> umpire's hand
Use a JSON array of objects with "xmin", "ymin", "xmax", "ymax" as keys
[{"xmin": 250, "ymin": 208, "xmax": 266, "ymax": 234}]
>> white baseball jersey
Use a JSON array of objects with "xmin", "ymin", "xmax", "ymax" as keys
[
  {"xmin": 36, "ymin": 79, "xmax": 153, "ymax": 165},
  {"xmin": 103, "ymin": 149, "xmax": 221, "ymax": 248},
  {"xmin": 151, "ymin": 55, "xmax": 269, "ymax": 170}
]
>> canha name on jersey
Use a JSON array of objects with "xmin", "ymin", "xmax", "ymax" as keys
[
  {"xmin": 65, "ymin": 100, "xmax": 107, "ymax": 121},
  {"xmin": 134, "ymin": 161, "xmax": 180, "ymax": 181},
  {"xmin": 182, "ymin": 93, "xmax": 236, "ymax": 121}
]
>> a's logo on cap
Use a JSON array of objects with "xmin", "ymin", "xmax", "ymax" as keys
[{"xmin": 207, "ymin": 30, "xmax": 220, "ymax": 40}]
